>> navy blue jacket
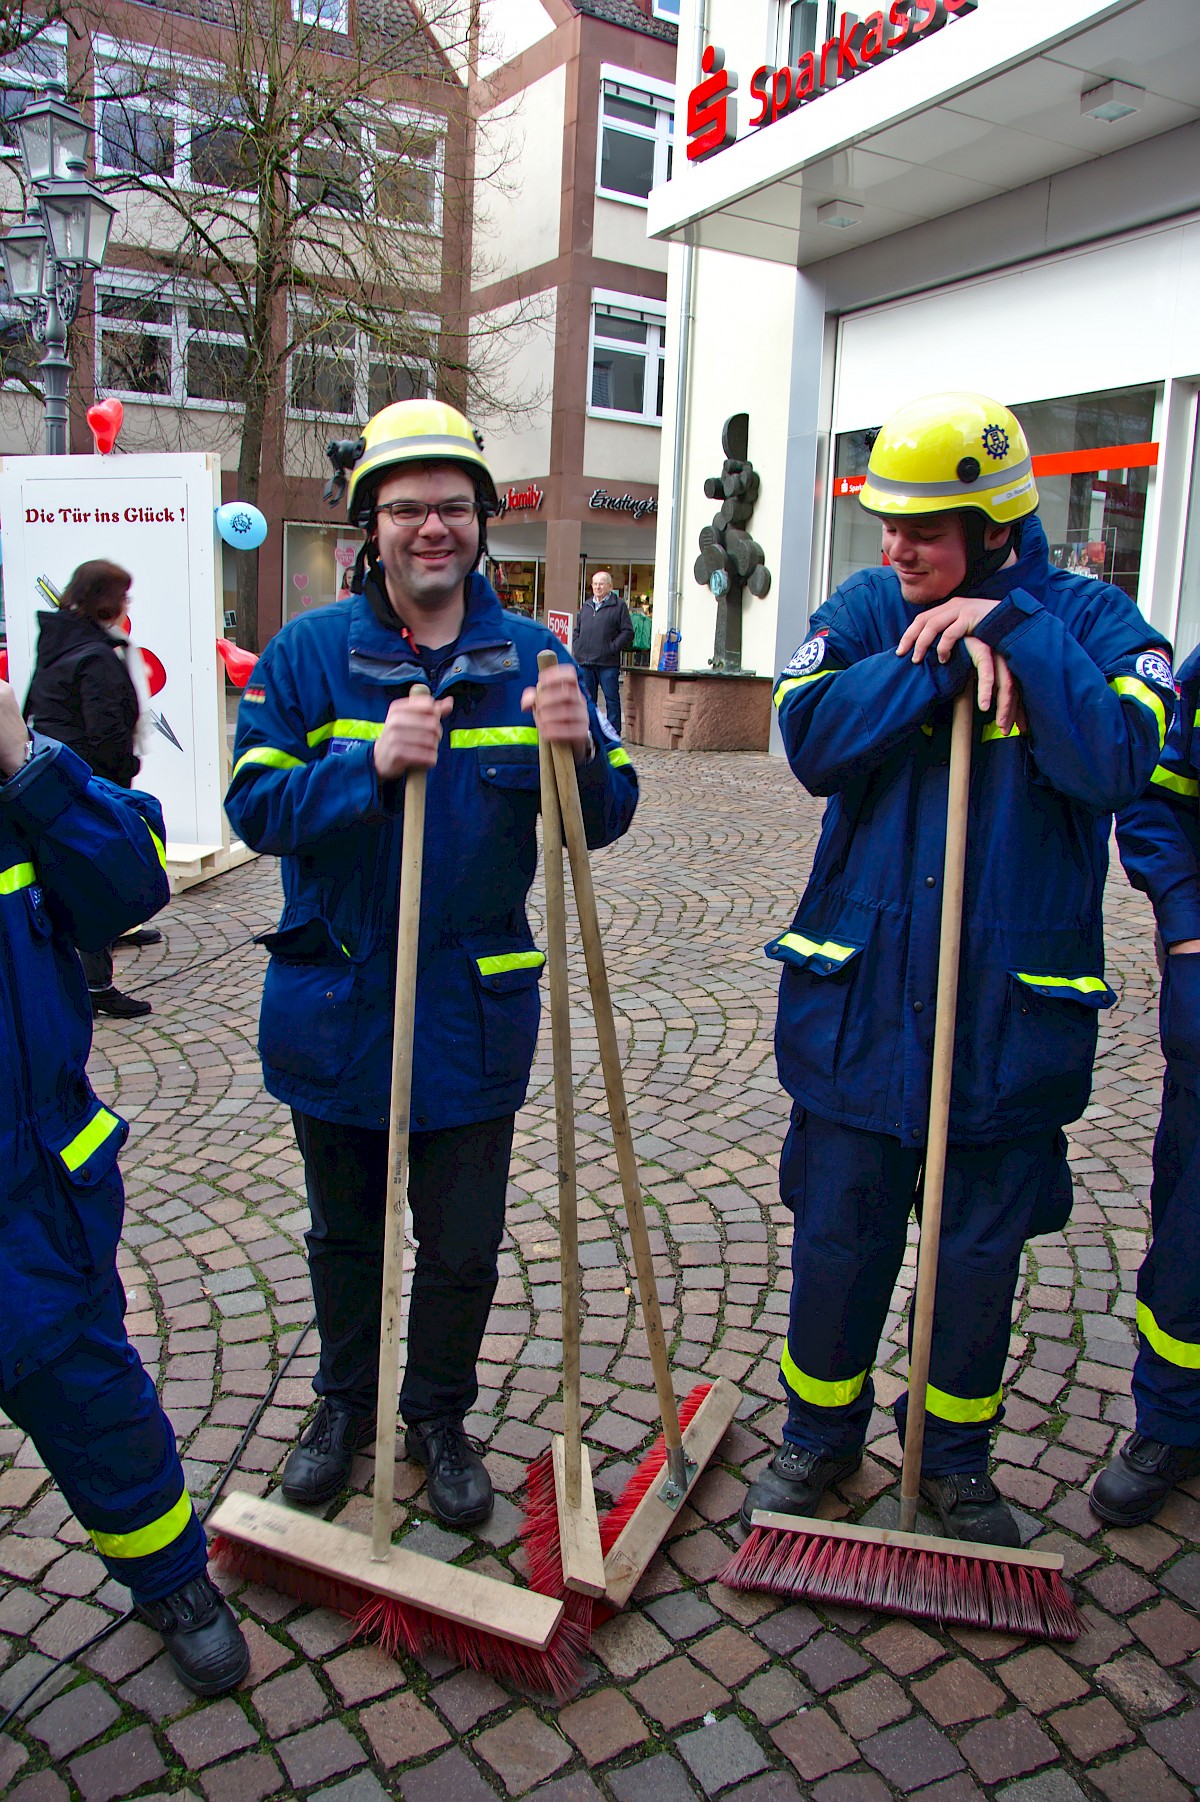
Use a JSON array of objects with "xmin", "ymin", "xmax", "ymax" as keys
[
  {"xmin": 772, "ymin": 517, "xmax": 1173, "ymax": 1146},
  {"xmin": 0, "ymin": 736, "xmax": 168, "ymax": 1386},
  {"xmin": 224, "ymin": 574, "xmax": 638, "ymax": 1131},
  {"xmin": 1117, "ymin": 644, "xmax": 1200, "ymax": 947}
]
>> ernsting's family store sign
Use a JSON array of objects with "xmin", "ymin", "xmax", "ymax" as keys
[{"xmin": 687, "ymin": 0, "xmax": 979, "ymax": 160}]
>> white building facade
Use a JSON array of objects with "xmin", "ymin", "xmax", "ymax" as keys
[{"xmin": 647, "ymin": 0, "xmax": 1200, "ymax": 711}]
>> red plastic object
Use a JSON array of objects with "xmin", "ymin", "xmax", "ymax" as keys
[
  {"xmin": 0, "ymin": 648, "xmax": 8, "ymax": 683},
  {"xmin": 86, "ymin": 398, "xmax": 124, "ymax": 454},
  {"xmin": 216, "ymin": 637, "xmax": 259, "ymax": 688},
  {"xmin": 140, "ymin": 647, "xmax": 167, "ymax": 697}
]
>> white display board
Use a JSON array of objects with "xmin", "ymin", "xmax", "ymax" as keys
[{"xmin": 0, "ymin": 453, "xmax": 227, "ymax": 853}]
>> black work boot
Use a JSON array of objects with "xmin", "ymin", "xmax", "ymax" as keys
[
  {"xmin": 281, "ymin": 1399, "xmax": 375, "ymax": 1507},
  {"xmin": 91, "ymin": 986, "xmax": 152, "ymax": 1019},
  {"xmin": 920, "ymin": 1472, "xmax": 1021, "ymax": 1547},
  {"xmin": 406, "ymin": 1418, "xmax": 494, "ymax": 1527},
  {"xmin": 1090, "ymin": 1432, "xmax": 1200, "ymax": 1527},
  {"xmin": 137, "ymin": 1573, "xmax": 249, "ymax": 1695},
  {"xmin": 739, "ymin": 1444, "xmax": 863, "ymax": 1532},
  {"xmin": 114, "ymin": 927, "xmax": 163, "ymax": 948}
]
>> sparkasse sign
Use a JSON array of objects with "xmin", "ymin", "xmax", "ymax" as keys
[{"xmin": 687, "ymin": 0, "xmax": 978, "ymax": 163}]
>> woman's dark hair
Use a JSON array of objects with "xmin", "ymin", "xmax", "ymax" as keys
[{"xmin": 60, "ymin": 559, "xmax": 132, "ymax": 623}]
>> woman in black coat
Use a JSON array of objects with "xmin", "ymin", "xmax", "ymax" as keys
[{"xmin": 25, "ymin": 559, "xmax": 161, "ymax": 1017}]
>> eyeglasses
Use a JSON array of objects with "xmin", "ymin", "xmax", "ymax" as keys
[{"xmin": 375, "ymin": 498, "xmax": 481, "ymax": 527}]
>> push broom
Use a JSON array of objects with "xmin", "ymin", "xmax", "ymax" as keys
[
  {"xmin": 523, "ymin": 653, "xmax": 740, "ymax": 1614},
  {"xmin": 719, "ymin": 684, "xmax": 1083, "ymax": 1641},
  {"xmin": 210, "ymin": 686, "xmax": 589, "ymax": 1699}
]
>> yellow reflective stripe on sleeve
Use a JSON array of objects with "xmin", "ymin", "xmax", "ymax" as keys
[
  {"xmin": 925, "ymin": 1382, "xmax": 1003, "ymax": 1424},
  {"xmin": 781, "ymin": 1342, "xmax": 868, "ymax": 1408},
  {"xmin": 89, "ymin": 1488, "xmax": 194, "ymax": 1560},
  {"xmin": 982, "ymin": 722, "xmax": 1023, "ymax": 743},
  {"xmin": 1111, "ymin": 676, "xmax": 1167, "ymax": 748},
  {"xmin": 774, "ymin": 670, "xmax": 837, "ymax": 706},
  {"xmin": 1014, "ymin": 973, "xmax": 1109, "ymax": 996},
  {"xmin": 608, "ymin": 746, "xmax": 632, "ymax": 768},
  {"xmin": 778, "ymin": 931, "xmax": 858, "ymax": 964},
  {"xmin": 231, "ymin": 745, "xmax": 305, "ymax": 778},
  {"xmin": 306, "ymin": 719, "xmax": 383, "ymax": 747},
  {"xmin": 1151, "ymin": 765, "xmax": 1200, "ymax": 799},
  {"xmin": 61, "ymin": 1108, "xmax": 121, "ymax": 1173},
  {"xmin": 450, "ymin": 727, "xmax": 540, "ymax": 749},
  {"xmin": 147, "ymin": 827, "xmax": 167, "ymax": 870},
  {"xmin": 0, "ymin": 862, "xmax": 36, "ymax": 896},
  {"xmin": 1137, "ymin": 1300, "xmax": 1200, "ymax": 1369},
  {"xmin": 476, "ymin": 951, "xmax": 546, "ymax": 976}
]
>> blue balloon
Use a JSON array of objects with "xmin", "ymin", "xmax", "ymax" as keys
[{"xmin": 215, "ymin": 501, "xmax": 268, "ymax": 550}]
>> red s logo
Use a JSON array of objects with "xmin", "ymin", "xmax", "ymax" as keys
[{"xmin": 687, "ymin": 45, "xmax": 739, "ymax": 162}]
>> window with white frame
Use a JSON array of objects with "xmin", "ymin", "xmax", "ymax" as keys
[
  {"xmin": 297, "ymin": 117, "xmax": 443, "ymax": 230},
  {"xmin": 294, "ymin": 0, "xmax": 349, "ymax": 31},
  {"xmin": 95, "ymin": 56, "xmax": 254, "ymax": 191},
  {"xmin": 651, "ymin": 0, "xmax": 680, "ymax": 18},
  {"xmin": 589, "ymin": 294, "xmax": 666, "ymax": 424},
  {"xmin": 95, "ymin": 278, "xmax": 250, "ymax": 406},
  {"xmin": 597, "ymin": 70, "xmax": 673, "ymax": 203},
  {"xmin": 96, "ymin": 61, "xmax": 177, "ymax": 177},
  {"xmin": 289, "ymin": 312, "xmax": 436, "ymax": 420},
  {"xmin": 780, "ymin": 0, "xmax": 837, "ymax": 61},
  {"xmin": 1, "ymin": 36, "xmax": 67, "ymax": 160}
]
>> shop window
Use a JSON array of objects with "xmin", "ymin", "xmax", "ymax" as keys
[
  {"xmin": 827, "ymin": 385, "xmax": 1160, "ymax": 607},
  {"xmin": 598, "ymin": 73, "xmax": 674, "ymax": 203},
  {"xmin": 1170, "ymin": 403, "xmax": 1200, "ymax": 663},
  {"xmin": 284, "ymin": 522, "xmax": 360, "ymax": 621},
  {"xmin": 589, "ymin": 294, "xmax": 667, "ymax": 425}
]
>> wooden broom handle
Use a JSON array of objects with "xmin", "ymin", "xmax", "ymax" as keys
[
  {"xmin": 372, "ymin": 684, "xmax": 429, "ymax": 1561},
  {"xmin": 899, "ymin": 682, "xmax": 974, "ymax": 1534},
  {"xmin": 547, "ymin": 720, "xmax": 687, "ymax": 1481},
  {"xmin": 536, "ymin": 651, "xmax": 584, "ymax": 1508}
]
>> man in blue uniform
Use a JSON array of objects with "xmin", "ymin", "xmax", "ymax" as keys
[
  {"xmin": 226, "ymin": 400, "xmax": 637, "ymax": 1526},
  {"xmin": 1093, "ymin": 650, "xmax": 1200, "ymax": 1522},
  {"xmin": 0, "ymin": 678, "xmax": 247, "ymax": 1692},
  {"xmin": 741, "ymin": 393, "xmax": 1173, "ymax": 1546}
]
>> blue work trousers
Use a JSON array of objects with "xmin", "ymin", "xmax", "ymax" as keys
[
  {"xmin": 2, "ymin": 1281, "xmax": 204, "ymax": 1603},
  {"xmin": 780, "ymin": 1107, "xmax": 1073, "ymax": 1475},
  {"xmin": 579, "ymin": 663, "xmax": 622, "ymax": 736}
]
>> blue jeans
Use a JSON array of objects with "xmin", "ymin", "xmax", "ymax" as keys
[{"xmin": 580, "ymin": 664, "xmax": 622, "ymax": 736}]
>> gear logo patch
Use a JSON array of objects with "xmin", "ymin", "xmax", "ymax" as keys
[
  {"xmin": 981, "ymin": 424, "xmax": 1010, "ymax": 461},
  {"xmin": 1136, "ymin": 651, "xmax": 1176, "ymax": 693},
  {"xmin": 785, "ymin": 636, "xmax": 826, "ymax": 677}
]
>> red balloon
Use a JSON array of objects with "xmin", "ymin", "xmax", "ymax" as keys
[
  {"xmin": 140, "ymin": 646, "xmax": 167, "ymax": 697},
  {"xmin": 216, "ymin": 637, "xmax": 259, "ymax": 689},
  {"xmin": 86, "ymin": 397, "xmax": 125, "ymax": 454},
  {"xmin": 0, "ymin": 648, "xmax": 8, "ymax": 682}
]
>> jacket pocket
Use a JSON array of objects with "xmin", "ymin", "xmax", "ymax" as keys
[
  {"xmin": 997, "ymin": 970, "xmax": 1116, "ymax": 1119},
  {"xmin": 258, "ymin": 917, "xmax": 359, "ymax": 1088},
  {"xmin": 768, "ymin": 928, "xmax": 865, "ymax": 1081},
  {"xmin": 469, "ymin": 947, "xmax": 545, "ymax": 1083},
  {"xmin": 37, "ymin": 1096, "xmax": 128, "ymax": 1275},
  {"xmin": 477, "ymin": 745, "xmax": 541, "ymax": 793}
]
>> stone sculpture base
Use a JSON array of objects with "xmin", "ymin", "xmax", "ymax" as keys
[{"xmin": 623, "ymin": 669, "xmax": 772, "ymax": 753}]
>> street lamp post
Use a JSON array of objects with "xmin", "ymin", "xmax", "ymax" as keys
[{"xmin": 0, "ymin": 83, "xmax": 117, "ymax": 455}]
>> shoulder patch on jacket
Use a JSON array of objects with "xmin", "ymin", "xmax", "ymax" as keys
[
  {"xmin": 784, "ymin": 635, "xmax": 827, "ymax": 677},
  {"xmin": 1136, "ymin": 651, "xmax": 1176, "ymax": 695},
  {"xmin": 243, "ymin": 686, "xmax": 266, "ymax": 705}
]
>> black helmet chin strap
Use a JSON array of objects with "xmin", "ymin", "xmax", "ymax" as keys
[{"xmin": 961, "ymin": 512, "xmax": 1023, "ymax": 594}]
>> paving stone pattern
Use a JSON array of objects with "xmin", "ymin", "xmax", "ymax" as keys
[{"xmin": 0, "ymin": 748, "xmax": 1194, "ymax": 1800}]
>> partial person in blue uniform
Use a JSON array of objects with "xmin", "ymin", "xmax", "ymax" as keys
[
  {"xmin": 742, "ymin": 392, "xmax": 1173, "ymax": 1546},
  {"xmin": 225, "ymin": 400, "xmax": 638, "ymax": 1527},
  {"xmin": 0, "ymin": 679, "xmax": 247, "ymax": 1693},
  {"xmin": 1094, "ymin": 648, "xmax": 1200, "ymax": 1522}
]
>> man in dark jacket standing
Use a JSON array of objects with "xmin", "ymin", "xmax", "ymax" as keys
[
  {"xmin": 573, "ymin": 570, "xmax": 634, "ymax": 734},
  {"xmin": 226, "ymin": 400, "xmax": 637, "ymax": 1529}
]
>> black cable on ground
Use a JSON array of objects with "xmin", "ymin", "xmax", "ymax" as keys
[{"xmin": 0, "ymin": 1314, "xmax": 316, "ymax": 1735}]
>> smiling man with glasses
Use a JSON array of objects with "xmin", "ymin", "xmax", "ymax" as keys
[{"xmin": 225, "ymin": 399, "xmax": 638, "ymax": 1529}]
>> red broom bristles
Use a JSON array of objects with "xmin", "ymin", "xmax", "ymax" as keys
[
  {"xmin": 718, "ymin": 1525, "xmax": 1083, "ymax": 1642},
  {"xmin": 597, "ymin": 1382, "xmax": 713, "ymax": 1553}
]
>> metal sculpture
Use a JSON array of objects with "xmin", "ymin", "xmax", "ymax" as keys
[{"xmin": 693, "ymin": 414, "xmax": 772, "ymax": 673}]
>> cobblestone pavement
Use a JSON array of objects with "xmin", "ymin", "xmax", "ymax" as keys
[{"xmin": 2, "ymin": 746, "xmax": 1198, "ymax": 1802}]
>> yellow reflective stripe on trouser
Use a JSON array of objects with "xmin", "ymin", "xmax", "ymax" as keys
[
  {"xmin": 477, "ymin": 952, "xmax": 545, "ymax": 976},
  {"xmin": 608, "ymin": 746, "xmax": 632, "ymax": 768},
  {"xmin": 778, "ymin": 931, "xmax": 857, "ymax": 963},
  {"xmin": 1137, "ymin": 1300, "xmax": 1200, "ymax": 1369},
  {"xmin": 147, "ymin": 827, "xmax": 167, "ymax": 870},
  {"xmin": 450, "ymin": 727, "xmax": 540, "ymax": 749},
  {"xmin": 781, "ymin": 1342, "xmax": 868, "ymax": 1408},
  {"xmin": 306, "ymin": 718, "xmax": 383, "ymax": 747},
  {"xmin": 1111, "ymin": 676, "xmax": 1167, "ymax": 749},
  {"xmin": 61, "ymin": 1108, "xmax": 121, "ymax": 1173},
  {"xmin": 925, "ymin": 1382, "xmax": 1003, "ymax": 1424},
  {"xmin": 1014, "ymin": 973, "xmax": 1109, "ymax": 996},
  {"xmin": 982, "ymin": 722, "xmax": 1022, "ymax": 743},
  {"xmin": 1151, "ymin": 764, "xmax": 1200, "ymax": 799},
  {"xmin": 0, "ymin": 861, "xmax": 36, "ymax": 896},
  {"xmin": 774, "ymin": 670, "xmax": 837, "ymax": 706},
  {"xmin": 232, "ymin": 745, "xmax": 305, "ymax": 778},
  {"xmin": 89, "ymin": 1488, "xmax": 194, "ymax": 1560}
]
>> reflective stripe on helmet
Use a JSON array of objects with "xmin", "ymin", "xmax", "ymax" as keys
[{"xmin": 863, "ymin": 455, "xmax": 1033, "ymax": 502}]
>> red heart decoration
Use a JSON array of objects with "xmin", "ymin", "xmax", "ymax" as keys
[
  {"xmin": 140, "ymin": 647, "xmax": 167, "ymax": 697},
  {"xmin": 86, "ymin": 398, "xmax": 124, "ymax": 454}
]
